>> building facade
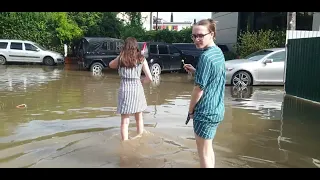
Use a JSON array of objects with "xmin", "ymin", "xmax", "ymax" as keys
[
  {"xmin": 117, "ymin": 12, "xmax": 193, "ymax": 31},
  {"xmin": 152, "ymin": 22, "xmax": 193, "ymax": 31},
  {"xmin": 211, "ymin": 12, "xmax": 320, "ymax": 52}
]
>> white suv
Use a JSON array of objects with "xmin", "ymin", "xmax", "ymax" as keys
[{"xmin": 0, "ymin": 39, "xmax": 64, "ymax": 66}]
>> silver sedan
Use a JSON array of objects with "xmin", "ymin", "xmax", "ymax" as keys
[{"xmin": 225, "ymin": 48, "xmax": 286, "ymax": 86}]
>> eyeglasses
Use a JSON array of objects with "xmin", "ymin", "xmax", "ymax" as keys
[{"xmin": 191, "ymin": 32, "xmax": 211, "ymax": 39}]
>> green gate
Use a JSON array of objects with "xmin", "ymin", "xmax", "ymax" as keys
[{"xmin": 285, "ymin": 37, "xmax": 320, "ymax": 103}]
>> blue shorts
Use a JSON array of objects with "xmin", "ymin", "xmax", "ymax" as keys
[{"xmin": 193, "ymin": 119, "xmax": 220, "ymax": 140}]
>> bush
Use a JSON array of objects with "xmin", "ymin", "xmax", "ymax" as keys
[
  {"xmin": 121, "ymin": 26, "xmax": 193, "ymax": 43},
  {"xmin": 235, "ymin": 29, "xmax": 285, "ymax": 58}
]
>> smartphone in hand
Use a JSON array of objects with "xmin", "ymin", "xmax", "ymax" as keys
[{"xmin": 185, "ymin": 113, "xmax": 191, "ymax": 125}]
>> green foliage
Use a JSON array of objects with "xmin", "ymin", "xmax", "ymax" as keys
[
  {"xmin": 236, "ymin": 29, "xmax": 286, "ymax": 58},
  {"xmin": 0, "ymin": 12, "xmax": 82, "ymax": 53},
  {"xmin": 1, "ymin": 12, "xmax": 285, "ymax": 57}
]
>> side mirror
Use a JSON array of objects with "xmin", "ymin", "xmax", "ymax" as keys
[
  {"xmin": 264, "ymin": 59, "xmax": 273, "ymax": 64},
  {"xmin": 173, "ymin": 52, "xmax": 180, "ymax": 56}
]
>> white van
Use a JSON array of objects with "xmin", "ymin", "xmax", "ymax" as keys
[{"xmin": 0, "ymin": 39, "xmax": 64, "ymax": 66}]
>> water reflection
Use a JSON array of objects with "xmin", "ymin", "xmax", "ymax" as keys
[
  {"xmin": 0, "ymin": 65, "xmax": 63, "ymax": 92},
  {"xmin": 216, "ymin": 86, "xmax": 320, "ymax": 168},
  {"xmin": 227, "ymin": 86, "xmax": 284, "ymax": 120},
  {"xmin": 0, "ymin": 65, "xmax": 319, "ymax": 168}
]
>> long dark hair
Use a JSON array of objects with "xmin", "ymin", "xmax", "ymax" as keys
[{"xmin": 119, "ymin": 37, "xmax": 144, "ymax": 68}]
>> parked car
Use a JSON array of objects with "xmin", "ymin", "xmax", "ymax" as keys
[
  {"xmin": 172, "ymin": 43, "xmax": 203, "ymax": 68},
  {"xmin": 225, "ymin": 48, "xmax": 286, "ymax": 86},
  {"xmin": 138, "ymin": 42, "xmax": 185, "ymax": 75},
  {"xmin": 0, "ymin": 39, "xmax": 64, "ymax": 66},
  {"xmin": 173, "ymin": 43, "xmax": 239, "ymax": 67},
  {"xmin": 76, "ymin": 37, "xmax": 124, "ymax": 72}
]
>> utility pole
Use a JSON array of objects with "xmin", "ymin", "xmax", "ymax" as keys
[
  {"xmin": 150, "ymin": 12, "xmax": 153, "ymax": 31},
  {"xmin": 156, "ymin": 12, "xmax": 159, "ymax": 31}
]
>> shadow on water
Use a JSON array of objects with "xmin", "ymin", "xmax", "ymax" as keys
[{"xmin": 0, "ymin": 65, "xmax": 319, "ymax": 168}]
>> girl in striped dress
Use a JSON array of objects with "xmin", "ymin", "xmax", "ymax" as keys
[{"xmin": 109, "ymin": 37, "xmax": 153, "ymax": 141}]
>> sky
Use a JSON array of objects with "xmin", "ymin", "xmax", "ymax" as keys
[{"xmin": 157, "ymin": 12, "xmax": 211, "ymax": 22}]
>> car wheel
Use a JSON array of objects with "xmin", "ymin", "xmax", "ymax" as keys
[
  {"xmin": 43, "ymin": 56, "xmax": 55, "ymax": 66},
  {"xmin": 90, "ymin": 62, "xmax": 104, "ymax": 73},
  {"xmin": 0, "ymin": 56, "xmax": 6, "ymax": 65},
  {"xmin": 150, "ymin": 63, "xmax": 161, "ymax": 76},
  {"xmin": 232, "ymin": 71, "xmax": 252, "ymax": 87}
]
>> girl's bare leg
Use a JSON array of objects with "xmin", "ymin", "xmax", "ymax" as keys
[
  {"xmin": 121, "ymin": 114, "xmax": 130, "ymax": 141},
  {"xmin": 134, "ymin": 112, "xmax": 144, "ymax": 135}
]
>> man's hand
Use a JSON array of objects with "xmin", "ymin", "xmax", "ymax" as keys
[{"xmin": 183, "ymin": 64, "xmax": 196, "ymax": 74}]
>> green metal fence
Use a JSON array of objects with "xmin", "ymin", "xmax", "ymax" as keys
[{"xmin": 285, "ymin": 37, "xmax": 320, "ymax": 103}]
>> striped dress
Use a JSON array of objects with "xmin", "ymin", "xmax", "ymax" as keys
[
  {"xmin": 117, "ymin": 59, "xmax": 147, "ymax": 114},
  {"xmin": 193, "ymin": 45, "xmax": 226, "ymax": 140}
]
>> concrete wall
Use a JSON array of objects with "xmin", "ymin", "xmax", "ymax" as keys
[
  {"xmin": 312, "ymin": 12, "xmax": 320, "ymax": 31},
  {"xmin": 211, "ymin": 12, "xmax": 239, "ymax": 52}
]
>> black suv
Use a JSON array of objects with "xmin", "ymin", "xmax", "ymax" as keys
[
  {"xmin": 138, "ymin": 42, "xmax": 185, "ymax": 75},
  {"xmin": 172, "ymin": 43, "xmax": 203, "ymax": 68},
  {"xmin": 75, "ymin": 37, "xmax": 124, "ymax": 72}
]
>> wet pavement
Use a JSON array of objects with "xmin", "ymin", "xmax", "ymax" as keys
[{"xmin": 0, "ymin": 65, "xmax": 319, "ymax": 168}]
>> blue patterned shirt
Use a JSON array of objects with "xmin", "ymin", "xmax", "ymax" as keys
[{"xmin": 193, "ymin": 45, "xmax": 226, "ymax": 123}]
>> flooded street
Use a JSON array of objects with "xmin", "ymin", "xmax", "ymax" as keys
[{"xmin": 0, "ymin": 65, "xmax": 320, "ymax": 168}]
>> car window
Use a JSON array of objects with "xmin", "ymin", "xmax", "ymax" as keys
[
  {"xmin": 149, "ymin": 45, "xmax": 157, "ymax": 54},
  {"xmin": 102, "ymin": 42, "xmax": 111, "ymax": 50},
  {"xmin": 10, "ymin": 42, "xmax": 23, "ymax": 50},
  {"xmin": 245, "ymin": 50, "xmax": 273, "ymax": 61},
  {"xmin": 138, "ymin": 42, "xmax": 145, "ymax": 50},
  {"xmin": 158, "ymin": 45, "xmax": 168, "ymax": 54},
  {"xmin": 25, "ymin": 43, "xmax": 38, "ymax": 51},
  {"xmin": 0, "ymin": 42, "xmax": 8, "ymax": 49},
  {"xmin": 268, "ymin": 51, "xmax": 285, "ymax": 62},
  {"xmin": 169, "ymin": 45, "xmax": 180, "ymax": 54}
]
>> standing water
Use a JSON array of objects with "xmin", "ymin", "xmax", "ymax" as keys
[{"xmin": 0, "ymin": 65, "xmax": 319, "ymax": 168}]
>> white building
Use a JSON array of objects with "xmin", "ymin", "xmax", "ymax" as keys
[
  {"xmin": 152, "ymin": 21, "xmax": 193, "ymax": 31},
  {"xmin": 117, "ymin": 12, "xmax": 193, "ymax": 31},
  {"xmin": 211, "ymin": 12, "xmax": 239, "ymax": 52},
  {"xmin": 211, "ymin": 12, "xmax": 320, "ymax": 52},
  {"xmin": 312, "ymin": 12, "xmax": 320, "ymax": 31}
]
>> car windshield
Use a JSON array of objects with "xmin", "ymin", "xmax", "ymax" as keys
[
  {"xmin": 245, "ymin": 50, "xmax": 273, "ymax": 61},
  {"xmin": 33, "ymin": 43, "xmax": 47, "ymax": 51}
]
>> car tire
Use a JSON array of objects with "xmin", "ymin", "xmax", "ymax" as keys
[
  {"xmin": 0, "ymin": 55, "xmax": 6, "ymax": 65},
  {"xmin": 43, "ymin": 56, "xmax": 55, "ymax": 66},
  {"xmin": 150, "ymin": 63, "xmax": 161, "ymax": 76},
  {"xmin": 90, "ymin": 62, "xmax": 104, "ymax": 73},
  {"xmin": 231, "ymin": 71, "xmax": 252, "ymax": 87}
]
